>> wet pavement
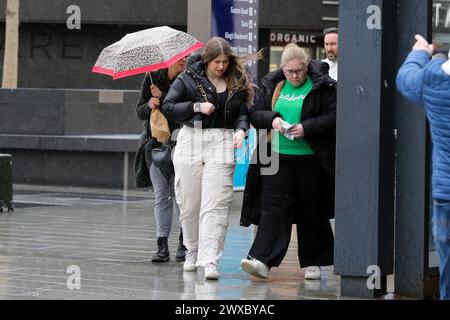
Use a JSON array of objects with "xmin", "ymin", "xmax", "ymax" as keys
[{"xmin": 0, "ymin": 184, "xmax": 343, "ymax": 300}]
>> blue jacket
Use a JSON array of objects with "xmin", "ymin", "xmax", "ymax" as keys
[{"xmin": 396, "ymin": 50, "xmax": 450, "ymax": 201}]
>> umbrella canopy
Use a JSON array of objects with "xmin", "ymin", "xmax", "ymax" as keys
[{"xmin": 92, "ymin": 26, "xmax": 203, "ymax": 79}]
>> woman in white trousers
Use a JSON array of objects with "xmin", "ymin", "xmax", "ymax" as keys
[{"xmin": 161, "ymin": 37, "xmax": 257, "ymax": 280}]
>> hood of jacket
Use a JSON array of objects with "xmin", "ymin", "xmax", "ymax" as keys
[{"xmin": 186, "ymin": 52, "xmax": 207, "ymax": 77}]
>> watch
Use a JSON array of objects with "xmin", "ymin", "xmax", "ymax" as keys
[{"xmin": 193, "ymin": 102, "xmax": 201, "ymax": 113}]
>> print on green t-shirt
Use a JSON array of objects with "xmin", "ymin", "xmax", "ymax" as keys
[{"xmin": 272, "ymin": 77, "xmax": 315, "ymax": 155}]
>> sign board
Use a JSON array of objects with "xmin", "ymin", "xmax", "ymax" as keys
[{"xmin": 211, "ymin": 0, "xmax": 259, "ymax": 80}]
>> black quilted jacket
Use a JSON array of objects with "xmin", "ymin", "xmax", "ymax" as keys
[{"xmin": 160, "ymin": 54, "xmax": 250, "ymax": 132}]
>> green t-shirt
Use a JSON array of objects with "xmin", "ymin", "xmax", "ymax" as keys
[{"xmin": 272, "ymin": 77, "xmax": 315, "ymax": 155}]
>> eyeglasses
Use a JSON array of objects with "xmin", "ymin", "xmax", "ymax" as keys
[{"xmin": 284, "ymin": 68, "xmax": 307, "ymax": 76}]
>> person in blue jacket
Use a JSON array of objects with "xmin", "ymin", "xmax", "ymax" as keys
[{"xmin": 396, "ymin": 34, "xmax": 450, "ymax": 300}]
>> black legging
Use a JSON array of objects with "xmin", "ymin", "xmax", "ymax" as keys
[{"xmin": 248, "ymin": 154, "xmax": 334, "ymax": 268}]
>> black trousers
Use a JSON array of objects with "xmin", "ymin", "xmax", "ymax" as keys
[{"xmin": 248, "ymin": 154, "xmax": 334, "ymax": 268}]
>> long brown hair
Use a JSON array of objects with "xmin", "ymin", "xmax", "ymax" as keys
[{"xmin": 201, "ymin": 37, "xmax": 261, "ymax": 104}]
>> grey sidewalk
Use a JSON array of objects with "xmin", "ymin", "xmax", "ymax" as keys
[{"xmin": 0, "ymin": 184, "xmax": 342, "ymax": 300}]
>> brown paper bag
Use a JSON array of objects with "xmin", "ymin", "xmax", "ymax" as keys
[{"xmin": 150, "ymin": 108, "xmax": 170, "ymax": 144}]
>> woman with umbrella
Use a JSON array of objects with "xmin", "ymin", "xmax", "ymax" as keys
[
  {"xmin": 92, "ymin": 26, "xmax": 206, "ymax": 265},
  {"xmin": 161, "ymin": 37, "xmax": 255, "ymax": 280},
  {"xmin": 136, "ymin": 56, "xmax": 189, "ymax": 263}
]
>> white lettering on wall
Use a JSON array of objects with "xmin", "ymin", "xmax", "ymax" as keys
[
  {"xmin": 366, "ymin": 265, "xmax": 381, "ymax": 290},
  {"xmin": 270, "ymin": 33, "xmax": 318, "ymax": 44},
  {"xmin": 366, "ymin": 5, "xmax": 382, "ymax": 30},
  {"xmin": 66, "ymin": 5, "xmax": 81, "ymax": 30}
]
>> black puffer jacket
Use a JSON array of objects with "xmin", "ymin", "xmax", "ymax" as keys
[
  {"xmin": 240, "ymin": 60, "xmax": 337, "ymax": 227},
  {"xmin": 160, "ymin": 54, "xmax": 249, "ymax": 131}
]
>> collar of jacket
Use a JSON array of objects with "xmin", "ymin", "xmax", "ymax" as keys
[
  {"xmin": 185, "ymin": 59, "xmax": 213, "ymax": 91},
  {"xmin": 185, "ymin": 54, "xmax": 235, "ymax": 98}
]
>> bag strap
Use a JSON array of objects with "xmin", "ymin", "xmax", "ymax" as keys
[{"xmin": 195, "ymin": 79, "xmax": 209, "ymax": 103}]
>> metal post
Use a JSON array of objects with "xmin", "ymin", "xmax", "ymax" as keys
[
  {"xmin": 394, "ymin": 0, "xmax": 439, "ymax": 299},
  {"xmin": 187, "ymin": 0, "xmax": 212, "ymax": 44},
  {"xmin": 2, "ymin": 0, "xmax": 20, "ymax": 89},
  {"xmin": 335, "ymin": 0, "xmax": 396, "ymax": 298}
]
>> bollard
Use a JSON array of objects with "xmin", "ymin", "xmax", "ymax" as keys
[{"xmin": 0, "ymin": 153, "xmax": 14, "ymax": 212}]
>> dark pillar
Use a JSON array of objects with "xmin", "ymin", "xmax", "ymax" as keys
[
  {"xmin": 335, "ymin": 0, "xmax": 396, "ymax": 298},
  {"xmin": 394, "ymin": 0, "xmax": 439, "ymax": 299}
]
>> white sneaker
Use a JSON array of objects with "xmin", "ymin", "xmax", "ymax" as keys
[
  {"xmin": 204, "ymin": 262, "xmax": 219, "ymax": 280},
  {"xmin": 183, "ymin": 250, "xmax": 197, "ymax": 271},
  {"xmin": 240, "ymin": 258, "xmax": 269, "ymax": 279},
  {"xmin": 304, "ymin": 266, "xmax": 321, "ymax": 280}
]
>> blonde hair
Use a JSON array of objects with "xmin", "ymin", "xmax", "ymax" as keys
[
  {"xmin": 201, "ymin": 37, "xmax": 262, "ymax": 104},
  {"xmin": 281, "ymin": 43, "xmax": 310, "ymax": 67}
]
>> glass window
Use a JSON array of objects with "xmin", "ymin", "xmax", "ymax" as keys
[
  {"xmin": 433, "ymin": 0, "xmax": 450, "ymax": 51},
  {"xmin": 429, "ymin": 0, "xmax": 450, "ymax": 268},
  {"xmin": 269, "ymin": 46, "xmax": 284, "ymax": 72}
]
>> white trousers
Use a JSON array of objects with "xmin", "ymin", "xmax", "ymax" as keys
[{"xmin": 173, "ymin": 126, "xmax": 235, "ymax": 267}]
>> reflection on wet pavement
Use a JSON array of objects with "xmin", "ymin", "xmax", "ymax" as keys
[{"xmin": 0, "ymin": 184, "xmax": 341, "ymax": 300}]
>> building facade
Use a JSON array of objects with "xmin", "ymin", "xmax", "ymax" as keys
[
  {"xmin": 434, "ymin": 0, "xmax": 450, "ymax": 51},
  {"xmin": 0, "ymin": 0, "xmax": 338, "ymax": 90}
]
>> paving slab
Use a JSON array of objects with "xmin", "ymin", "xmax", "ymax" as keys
[{"xmin": 0, "ymin": 184, "xmax": 344, "ymax": 301}]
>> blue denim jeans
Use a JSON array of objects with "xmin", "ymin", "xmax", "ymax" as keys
[
  {"xmin": 433, "ymin": 200, "xmax": 450, "ymax": 300},
  {"xmin": 150, "ymin": 163, "xmax": 181, "ymax": 238}
]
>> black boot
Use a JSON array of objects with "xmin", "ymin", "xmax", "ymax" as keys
[
  {"xmin": 151, "ymin": 237, "xmax": 170, "ymax": 262},
  {"xmin": 175, "ymin": 229, "xmax": 187, "ymax": 262}
]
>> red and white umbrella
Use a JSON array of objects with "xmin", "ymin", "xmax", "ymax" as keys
[{"xmin": 92, "ymin": 26, "xmax": 203, "ymax": 79}]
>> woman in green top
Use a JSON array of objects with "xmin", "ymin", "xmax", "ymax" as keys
[{"xmin": 240, "ymin": 44, "xmax": 337, "ymax": 280}]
